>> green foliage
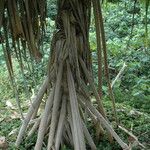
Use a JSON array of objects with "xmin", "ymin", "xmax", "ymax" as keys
[
  {"xmin": 0, "ymin": 65, "xmax": 12, "ymax": 100},
  {"xmin": 0, "ymin": 0, "xmax": 149, "ymax": 149},
  {"xmin": 47, "ymin": 0, "xmax": 57, "ymax": 20},
  {"xmin": 0, "ymin": 45, "xmax": 5, "ymax": 65},
  {"xmin": 89, "ymin": 2, "xmax": 150, "ymax": 148},
  {"xmin": 90, "ymin": 0, "xmax": 150, "ymax": 113}
]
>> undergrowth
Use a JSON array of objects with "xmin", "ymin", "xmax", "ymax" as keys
[{"xmin": 0, "ymin": 0, "xmax": 150, "ymax": 149}]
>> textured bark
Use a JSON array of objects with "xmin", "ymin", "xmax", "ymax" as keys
[{"xmin": 16, "ymin": 0, "xmax": 129, "ymax": 149}]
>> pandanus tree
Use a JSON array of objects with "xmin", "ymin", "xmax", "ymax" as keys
[{"xmin": 0, "ymin": 0, "xmax": 130, "ymax": 149}]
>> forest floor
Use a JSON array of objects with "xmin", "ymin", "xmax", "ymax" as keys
[{"xmin": 0, "ymin": 82, "xmax": 149, "ymax": 149}]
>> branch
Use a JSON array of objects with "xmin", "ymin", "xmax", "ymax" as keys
[
  {"xmin": 118, "ymin": 125, "xmax": 146, "ymax": 149},
  {"xmin": 79, "ymin": 97, "xmax": 130, "ymax": 150},
  {"xmin": 111, "ymin": 62, "xmax": 127, "ymax": 88}
]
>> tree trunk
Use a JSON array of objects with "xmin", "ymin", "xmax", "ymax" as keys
[{"xmin": 15, "ymin": 0, "xmax": 129, "ymax": 149}]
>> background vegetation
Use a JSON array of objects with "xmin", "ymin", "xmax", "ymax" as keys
[{"xmin": 0, "ymin": 0, "xmax": 149, "ymax": 149}]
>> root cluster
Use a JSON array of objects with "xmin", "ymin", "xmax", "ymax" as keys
[{"xmin": 16, "ymin": 0, "xmax": 129, "ymax": 149}]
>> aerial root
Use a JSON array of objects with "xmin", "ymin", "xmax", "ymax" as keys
[
  {"xmin": 16, "ymin": 61, "xmax": 129, "ymax": 150},
  {"xmin": 15, "ymin": 77, "xmax": 49, "ymax": 146},
  {"xmin": 54, "ymin": 96, "xmax": 66, "ymax": 150},
  {"xmin": 79, "ymin": 96, "xmax": 129, "ymax": 150},
  {"xmin": 27, "ymin": 117, "xmax": 41, "ymax": 139},
  {"xmin": 82, "ymin": 120, "xmax": 97, "ymax": 150}
]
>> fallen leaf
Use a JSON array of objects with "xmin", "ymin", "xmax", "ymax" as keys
[
  {"xmin": 8, "ymin": 128, "xmax": 18, "ymax": 136},
  {"xmin": 0, "ymin": 136, "xmax": 8, "ymax": 149},
  {"xmin": 6, "ymin": 100, "xmax": 15, "ymax": 110}
]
